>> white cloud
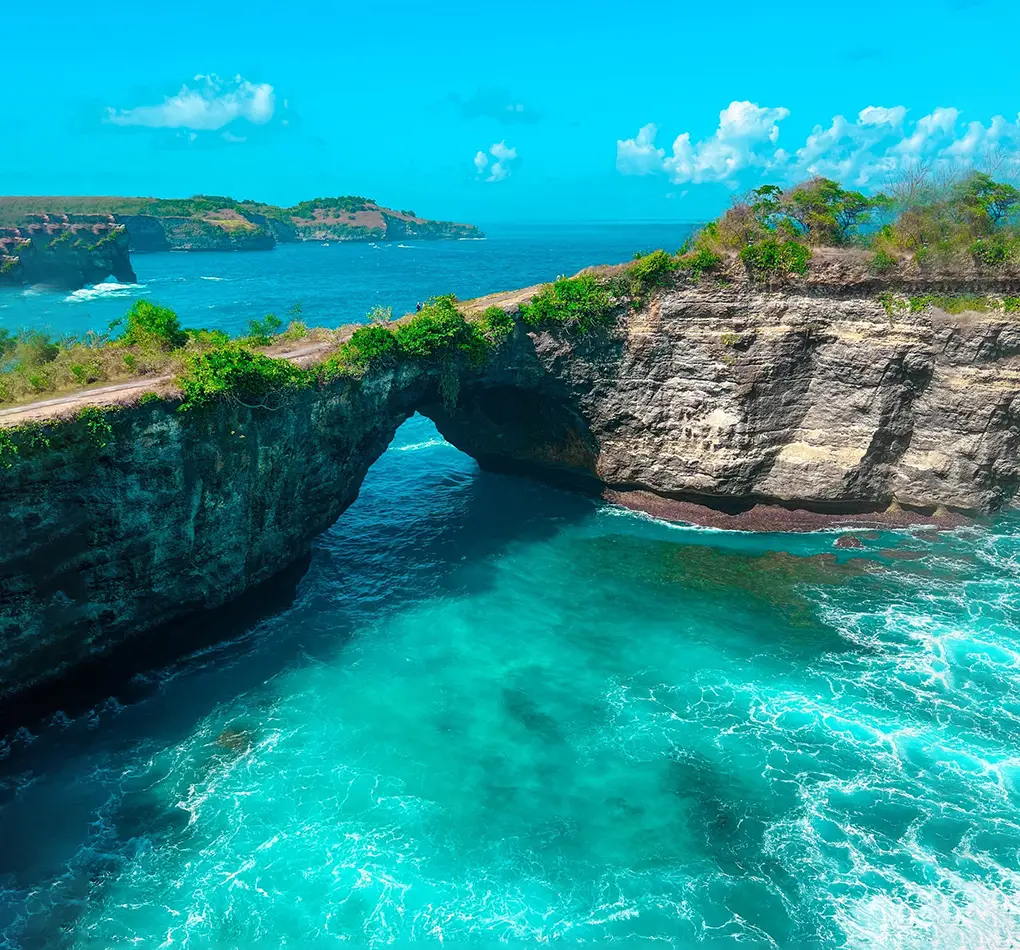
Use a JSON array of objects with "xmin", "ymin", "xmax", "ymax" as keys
[
  {"xmin": 106, "ymin": 74, "xmax": 275, "ymax": 131},
  {"xmin": 475, "ymin": 141, "xmax": 518, "ymax": 182},
  {"xmin": 618, "ymin": 101, "xmax": 1020, "ymax": 190},
  {"xmin": 616, "ymin": 123, "xmax": 665, "ymax": 175},
  {"xmin": 620, "ymin": 102, "xmax": 790, "ymax": 185}
]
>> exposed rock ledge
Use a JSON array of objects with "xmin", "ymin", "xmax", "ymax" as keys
[{"xmin": 1, "ymin": 267, "xmax": 1018, "ymax": 705}]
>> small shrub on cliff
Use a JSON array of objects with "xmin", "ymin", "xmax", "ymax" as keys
[
  {"xmin": 477, "ymin": 305, "xmax": 515, "ymax": 343},
  {"xmin": 122, "ymin": 300, "xmax": 188, "ymax": 350},
  {"xmin": 246, "ymin": 313, "xmax": 284, "ymax": 346},
  {"xmin": 676, "ymin": 246, "xmax": 722, "ymax": 280},
  {"xmin": 395, "ymin": 296, "xmax": 487, "ymax": 365},
  {"xmin": 176, "ymin": 345, "xmax": 309, "ymax": 411},
  {"xmin": 521, "ymin": 273, "xmax": 615, "ymax": 333},
  {"xmin": 739, "ymin": 239, "xmax": 811, "ymax": 283},
  {"xmin": 870, "ymin": 249, "xmax": 898, "ymax": 274},
  {"xmin": 341, "ymin": 324, "xmax": 399, "ymax": 373}
]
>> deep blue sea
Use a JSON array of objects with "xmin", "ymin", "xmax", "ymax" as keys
[{"xmin": 2, "ymin": 225, "xmax": 1019, "ymax": 949}]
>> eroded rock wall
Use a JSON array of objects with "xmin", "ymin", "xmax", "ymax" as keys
[
  {"xmin": 0, "ymin": 363, "xmax": 434, "ymax": 699},
  {"xmin": 433, "ymin": 285, "xmax": 1020, "ymax": 513}
]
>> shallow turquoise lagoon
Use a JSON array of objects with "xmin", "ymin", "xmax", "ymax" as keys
[{"xmin": 1, "ymin": 416, "xmax": 1019, "ymax": 948}]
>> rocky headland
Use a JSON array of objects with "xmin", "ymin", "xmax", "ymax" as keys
[
  {"xmin": 1, "ymin": 250, "xmax": 1018, "ymax": 708},
  {"xmin": 0, "ymin": 195, "xmax": 482, "ymax": 288},
  {"xmin": 0, "ymin": 217, "xmax": 135, "ymax": 289}
]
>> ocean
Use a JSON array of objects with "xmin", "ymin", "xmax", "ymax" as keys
[{"xmin": 1, "ymin": 225, "xmax": 1018, "ymax": 949}]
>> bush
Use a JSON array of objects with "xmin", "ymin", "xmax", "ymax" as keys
[
  {"xmin": 122, "ymin": 300, "xmax": 188, "ymax": 350},
  {"xmin": 176, "ymin": 345, "xmax": 308, "ymax": 411},
  {"xmin": 739, "ymin": 239, "xmax": 811, "ymax": 283},
  {"xmin": 871, "ymin": 249, "xmax": 898, "ymax": 273},
  {"xmin": 520, "ymin": 273, "xmax": 615, "ymax": 333},
  {"xmin": 477, "ymin": 305, "xmax": 515, "ymax": 342},
  {"xmin": 394, "ymin": 296, "xmax": 486, "ymax": 363},
  {"xmin": 246, "ymin": 313, "xmax": 284, "ymax": 346},
  {"xmin": 676, "ymin": 247, "xmax": 722, "ymax": 280},
  {"xmin": 341, "ymin": 324, "xmax": 399, "ymax": 372},
  {"xmin": 970, "ymin": 237, "xmax": 1017, "ymax": 267}
]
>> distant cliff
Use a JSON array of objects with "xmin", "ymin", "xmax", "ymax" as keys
[
  {"xmin": 0, "ymin": 195, "xmax": 483, "ymax": 254},
  {"xmin": 0, "ymin": 216, "xmax": 135, "ymax": 289}
]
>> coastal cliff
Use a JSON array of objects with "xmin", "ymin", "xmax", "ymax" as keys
[
  {"xmin": 2, "ymin": 258, "xmax": 1019, "ymax": 703},
  {"xmin": 0, "ymin": 217, "xmax": 135, "ymax": 289},
  {"xmin": 0, "ymin": 196, "xmax": 482, "ymax": 256}
]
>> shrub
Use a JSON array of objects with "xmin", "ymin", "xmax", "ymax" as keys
[
  {"xmin": 970, "ymin": 237, "xmax": 1017, "ymax": 267},
  {"xmin": 188, "ymin": 328, "xmax": 231, "ymax": 350},
  {"xmin": 871, "ymin": 250, "xmax": 898, "ymax": 273},
  {"xmin": 676, "ymin": 246, "xmax": 722, "ymax": 280},
  {"xmin": 367, "ymin": 306, "xmax": 392, "ymax": 325},
  {"xmin": 395, "ymin": 296, "xmax": 486, "ymax": 364},
  {"xmin": 341, "ymin": 324, "xmax": 399, "ymax": 372},
  {"xmin": 176, "ymin": 345, "xmax": 308, "ymax": 411},
  {"xmin": 520, "ymin": 273, "xmax": 615, "ymax": 333},
  {"xmin": 909, "ymin": 294, "xmax": 993, "ymax": 315},
  {"xmin": 246, "ymin": 313, "xmax": 284, "ymax": 346},
  {"xmin": 477, "ymin": 305, "xmax": 515, "ymax": 343},
  {"xmin": 629, "ymin": 249, "xmax": 677, "ymax": 286},
  {"xmin": 122, "ymin": 300, "xmax": 188, "ymax": 350},
  {"xmin": 739, "ymin": 239, "xmax": 811, "ymax": 283}
]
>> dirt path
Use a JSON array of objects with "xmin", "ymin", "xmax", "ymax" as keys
[{"xmin": 0, "ymin": 342, "xmax": 334, "ymax": 427}]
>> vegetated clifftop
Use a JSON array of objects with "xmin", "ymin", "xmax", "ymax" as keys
[
  {"xmin": 0, "ymin": 196, "xmax": 483, "ymax": 254},
  {"xmin": 1, "ymin": 252, "xmax": 1019, "ymax": 704},
  {"xmin": 0, "ymin": 217, "xmax": 135, "ymax": 289}
]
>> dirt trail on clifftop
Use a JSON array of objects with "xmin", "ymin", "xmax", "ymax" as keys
[{"xmin": 0, "ymin": 341, "xmax": 335, "ymax": 426}]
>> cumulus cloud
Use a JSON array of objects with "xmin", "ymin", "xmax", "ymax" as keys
[
  {"xmin": 618, "ymin": 102, "xmax": 791, "ymax": 185},
  {"xmin": 618, "ymin": 101, "xmax": 1020, "ymax": 189},
  {"xmin": 474, "ymin": 141, "xmax": 519, "ymax": 182},
  {"xmin": 616, "ymin": 123, "xmax": 665, "ymax": 175},
  {"xmin": 106, "ymin": 74, "xmax": 275, "ymax": 131}
]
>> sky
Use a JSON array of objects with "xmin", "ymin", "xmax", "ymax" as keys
[{"xmin": 3, "ymin": 0, "xmax": 1020, "ymax": 224}]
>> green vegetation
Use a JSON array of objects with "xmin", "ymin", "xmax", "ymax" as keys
[
  {"xmin": 521, "ymin": 273, "xmax": 616, "ymax": 333},
  {"xmin": 246, "ymin": 313, "xmax": 284, "ymax": 346},
  {"xmin": 739, "ymin": 238, "xmax": 811, "ymax": 282},
  {"xmin": 177, "ymin": 345, "xmax": 310, "ymax": 412},
  {"xmin": 122, "ymin": 300, "xmax": 189, "ymax": 350},
  {"xmin": 908, "ymin": 294, "xmax": 996, "ymax": 314}
]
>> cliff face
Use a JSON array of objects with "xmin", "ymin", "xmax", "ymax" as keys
[
  {"xmin": 0, "ymin": 363, "xmax": 438, "ymax": 701},
  {"xmin": 0, "ymin": 217, "xmax": 135, "ymax": 289},
  {"xmin": 2, "ymin": 269, "xmax": 1019, "ymax": 704},
  {"xmin": 434, "ymin": 280, "xmax": 1020, "ymax": 516}
]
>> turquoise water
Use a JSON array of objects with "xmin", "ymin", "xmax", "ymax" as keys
[
  {"xmin": 2, "ymin": 227, "xmax": 1020, "ymax": 948},
  {"xmin": 0, "ymin": 223, "xmax": 693, "ymax": 338}
]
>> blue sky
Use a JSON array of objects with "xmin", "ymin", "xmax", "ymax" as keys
[{"xmin": 4, "ymin": 0, "xmax": 1019, "ymax": 223}]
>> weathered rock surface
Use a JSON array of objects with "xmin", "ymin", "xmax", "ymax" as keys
[
  {"xmin": 438, "ymin": 280, "xmax": 1020, "ymax": 515},
  {"xmin": 0, "ymin": 217, "xmax": 135, "ymax": 288},
  {"xmin": 1, "ymin": 266, "xmax": 1019, "ymax": 704}
]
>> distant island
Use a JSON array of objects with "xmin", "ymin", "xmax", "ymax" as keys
[{"xmin": 0, "ymin": 194, "xmax": 483, "ymax": 289}]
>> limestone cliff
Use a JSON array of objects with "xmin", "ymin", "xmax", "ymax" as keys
[
  {"xmin": 0, "ymin": 217, "xmax": 135, "ymax": 289},
  {"xmin": 2, "ymin": 263, "xmax": 1019, "ymax": 704}
]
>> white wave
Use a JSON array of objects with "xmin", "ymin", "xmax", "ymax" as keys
[
  {"xmin": 64, "ymin": 281, "xmax": 144, "ymax": 303},
  {"xmin": 199, "ymin": 276, "xmax": 225, "ymax": 281},
  {"xmin": 391, "ymin": 438, "xmax": 450, "ymax": 453},
  {"xmin": 397, "ymin": 244, "xmax": 415, "ymax": 249}
]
